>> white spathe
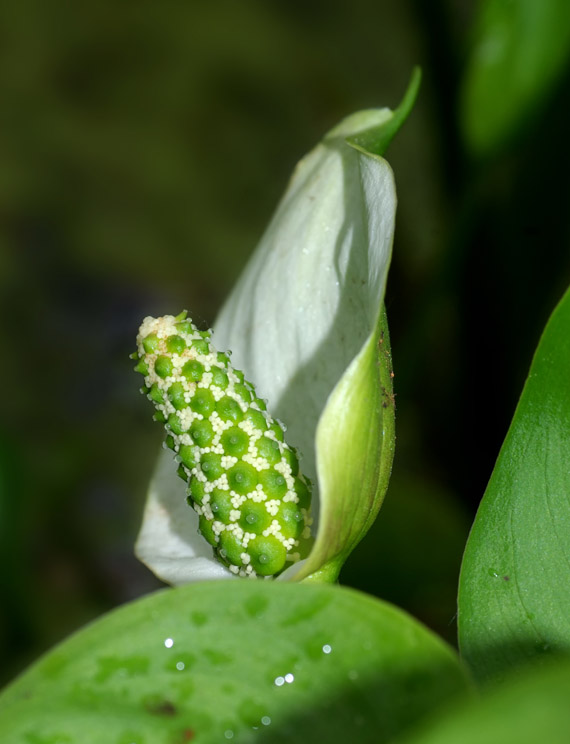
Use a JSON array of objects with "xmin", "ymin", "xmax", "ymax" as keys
[{"xmin": 136, "ymin": 108, "xmax": 397, "ymax": 585}]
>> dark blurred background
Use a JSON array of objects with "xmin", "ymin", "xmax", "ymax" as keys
[{"xmin": 1, "ymin": 0, "xmax": 569, "ymax": 685}]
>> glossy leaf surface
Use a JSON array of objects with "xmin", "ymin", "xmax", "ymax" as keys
[
  {"xmin": 458, "ymin": 287, "xmax": 570, "ymax": 683},
  {"xmin": 0, "ymin": 581, "xmax": 469, "ymax": 743}
]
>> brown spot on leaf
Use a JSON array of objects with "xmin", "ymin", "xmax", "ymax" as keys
[{"xmin": 145, "ymin": 698, "xmax": 178, "ymax": 717}]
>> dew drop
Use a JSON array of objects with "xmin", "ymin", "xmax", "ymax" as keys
[
  {"xmin": 284, "ymin": 673, "xmax": 294, "ymax": 684},
  {"xmin": 259, "ymin": 554, "xmax": 269, "ymax": 565},
  {"xmin": 176, "ymin": 661, "xmax": 185, "ymax": 671},
  {"xmin": 245, "ymin": 514, "xmax": 256, "ymax": 524},
  {"xmin": 224, "ymin": 731, "xmax": 234, "ymax": 740},
  {"xmin": 261, "ymin": 716, "xmax": 271, "ymax": 726},
  {"xmin": 274, "ymin": 676, "xmax": 285, "ymax": 687},
  {"xmin": 322, "ymin": 644, "xmax": 332, "ymax": 655},
  {"xmin": 304, "ymin": 634, "xmax": 333, "ymax": 660},
  {"xmin": 164, "ymin": 638, "xmax": 174, "ymax": 649},
  {"xmin": 488, "ymin": 568, "xmax": 499, "ymax": 578}
]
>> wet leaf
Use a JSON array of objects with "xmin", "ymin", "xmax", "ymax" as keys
[{"xmin": 0, "ymin": 581, "xmax": 469, "ymax": 743}]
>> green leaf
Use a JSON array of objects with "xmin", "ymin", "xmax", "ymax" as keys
[
  {"xmin": 395, "ymin": 658, "xmax": 570, "ymax": 744},
  {"xmin": 458, "ymin": 286, "xmax": 570, "ymax": 683},
  {"xmin": 461, "ymin": 0, "xmax": 570, "ymax": 155},
  {"xmin": 0, "ymin": 582, "xmax": 470, "ymax": 743}
]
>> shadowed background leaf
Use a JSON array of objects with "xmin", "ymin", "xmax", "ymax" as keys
[
  {"xmin": 396, "ymin": 658, "xmax": 570, "ymax": 744},
  {"xmin": 458, "ymin": 286, "xmax": 570, "ymax": 684},
  {"xmin": 460, "ymin": 0, "xmax": 570, "ymax": 155}
]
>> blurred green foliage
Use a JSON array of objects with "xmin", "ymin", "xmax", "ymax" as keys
[
  {"xmin": 397, "ymin": 658, "xmax": 570, "ymax": 744},
  {"xmin": 461, "ymin": 0, "xmax": 570, "ymax": 154},
  {"xmin": 1, "ymin": 0, "xmax": 569, "ymax": 687}
]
